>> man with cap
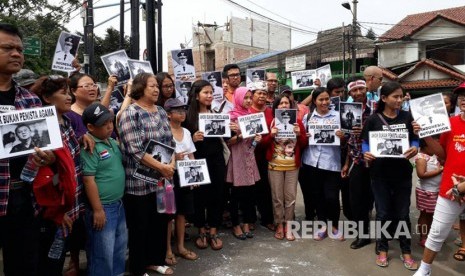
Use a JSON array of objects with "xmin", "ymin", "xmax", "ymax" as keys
[
  {"xmin": 340, "ymin": 77, "xmax": 374, "ymax": 250},
  {"xmin": 54, "ymin": 36, "xmax": 76, "ymax": 65},
  {"xmin": 265, "ymin": 72, "xmax": 278, "ymax": 107},
  {"xmin": 173, "ymin": 50, "xmax": 195, "ymax": 80},
  {"xmin": 13, "ymin": 68, "xmax": 37, "ymax": 90},
  {"xmin": 0, "ymin": 23, "xmax": 51, "ymax": 275}
]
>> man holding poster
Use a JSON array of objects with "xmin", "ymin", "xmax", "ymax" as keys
[{"xmin": 0, "ymin": 23, "xmax": 54, "ymax": 275}]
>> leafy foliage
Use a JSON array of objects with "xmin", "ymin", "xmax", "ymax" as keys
[{"xmin": 365, "ymin": 27, "xmax": 377, "ymax": 40}]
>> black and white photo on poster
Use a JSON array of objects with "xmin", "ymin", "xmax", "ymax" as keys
[
  {"xmin": 315, "ymin": 64, "xmax": 332, "ymax": 87},
  {"xmin": 340, "ymin": 102, "xmax": 363, "ymax": 133},
  {"xmin": 199, "ymin": 114, "xmax": 231, "ymax": 137},
  {"xmin": 127, "ymin": 59, "xmax": 153, "ymax": 79},
  {"xmin": 202, "ymin": 71, "xmax": 223, "ymax": 102},
  {"xmin": 133, "ymin": 140, "xmax": 175, "ymax": 183},
  {"xmin": 238, "ymin": 113, "xmax": 269, "ymax": 139},
  {"xmin": 176, "ymin": 159, "xmax": 211, "ymax": 187},
  {"xmin": 274, "ymin": 109, "xmax": 297, "ymax": 139},
  {"xmin": 308, "ymin": 124, "xmax": 340, "ymax": 146},
  {"xmin": 246, "ymin": 69, "xmax": 265, "ymax": 86},
  {"xmin": 51, "ymin": 31, "xmax": 81, "ymax": 72},
  {"xmin": 0, "ymin": 106, "xmax": 63, "ymax": 159},
  {"xmin": 101, "ymin": 50, "xmax": 131, "ymax": 85},
  {"xmin": 171, "ymin": 49, "xmax": 196, "ymax": 81},
  {"xmin": 330, "ymin": 96, "xmax": 340, "ymax": 112},
  {"xmin": 369, "ymin": 131, "xmax": 409, "ymax": 158},
  {"xmin": 175, "ymin": 81, "xmax": 191, "ymax": 105},
  {"xmin": 410, "ymin": 93, "xmax": 451, "ymax": 138},
  {"xmin": 109, "ymin": 86, "xmax": 125, "ymax": 110},
  {"xmin": 291, "ymin": 69, "xmax": 316, "ymax": 90}
]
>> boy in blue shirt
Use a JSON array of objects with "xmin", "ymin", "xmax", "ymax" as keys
[{"xmin": 81, "ymin": 103, "xmax": 127, "ymax": 275}]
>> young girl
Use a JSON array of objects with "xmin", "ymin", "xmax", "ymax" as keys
[
  {"xmin": 300, "ymin": 87, "xmax": 344, "ymax": 241},
  {"xmin": 183, "ymin": 80, "xmax": 226, "ymax": 250},
  {"xmin": 263, "ymin": 94, "xmax": 307, "ymax": 241},
  {"xmin": 164, "ymin": 98, "xmax": 198, "ymax": 265},
  {"xmin": 415, "ymin": 138, "xmax": 443, "ymax": 247},
  {"xmin": 227, "ymin": 87, "xmax": 261, "ymax": 240},
  {"xmin": 362, "ymin": 81, "xmax": 419, "ymax": 270}
]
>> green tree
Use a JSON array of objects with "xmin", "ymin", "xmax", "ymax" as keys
[{"xmin": 366, "ymin": 27, "xmax": 377, "ymax": 40}]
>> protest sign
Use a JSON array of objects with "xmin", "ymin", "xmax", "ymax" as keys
[
  {"xmin": 199, "ymin": 114, "xmax": 231, "ymax": 137},
  {"xmin": 176, "ymin": 158, "xmax": 211, "ymax": 187}
]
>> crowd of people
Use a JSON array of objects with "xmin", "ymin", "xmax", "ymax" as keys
[{"xmin": 1, "ymin": 23, "xmax": 464, "ymax": 276}]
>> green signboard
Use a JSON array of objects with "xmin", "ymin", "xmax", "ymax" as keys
[{"xmin": 23, "ymin": 37, "xmax": 41, "ymax": 56}]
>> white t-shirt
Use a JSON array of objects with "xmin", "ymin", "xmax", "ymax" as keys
[
  {"xmin": 174, "ymin": 127, "xmax": 196, "ymax": 160},
  {"xmin": 415, "ymin": 153, "xmax": 441, "ymax": 192}
]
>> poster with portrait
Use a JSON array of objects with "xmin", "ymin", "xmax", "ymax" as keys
[
  {"xmin": 175, "ymin": 81, "xmax": 191, "ymax": 105},
  {"xmin": 315, "ymin": 64, "xmax": 332, "ymax": 87},
  {"xmin": 199, "ymin": 114, "xmax": 231, "ymax": 137},
  {"xmin": 101, "ymin": 50, "xmax": 131, "ymax": 85},
  {"xmin": 133, "ymin": 140, "xmax": 175, "ymax": 183},
  {"xmin": 51, "ymin": 31, "xmax": 82, "ymax": 72},
  {"xmin": 308, "ymin": 124, "xmax": 340, "ymax": 146},
  {"xmin": 0, "ymin": 106, "xmax": 63, "ymax": 159},
  {"xmin": 238, "ymin": 113, "xmax": 269, "ymax": 139},
  {"xmin": 246, "ymin": 69, "xmax": 265, "ymax": 86},
  {"xmin": 291, "ymin": 69, "xmax": 317, "ymax": 90},
  {"xmin": 369, "ymin": 131, "xmax": 409, "ymax": 158},
  {"xmin": 202, "ymin": 71, "xmax": 223, "ymax": 102},
  {"xmin": 275, "ymin": 109, "xmax": 297, "ymax": 139},
  {"xmin": 330, "ymin": 96, "xmax": 340, "ymax": 112},
  {"xmin": 340, "ymin": 102, "xmax": 363, "ymax": 133},
  {"xmin": 176, "ymin": 159, "xmax": 211, "ymax": 187},
  {"xmin": 171, "ymin": 49, "xmax": 196, "ymax": 81},
  {"xmin": 127, "ymin": 59, "xmax": 153, "ymax": 79},
  {"xmin": 109, "ymin": 86, "xmax": 125, "ymax": 111},
  {"xmin": 410, "ymin": 94, "xmax": 451, "ymax": 138}
]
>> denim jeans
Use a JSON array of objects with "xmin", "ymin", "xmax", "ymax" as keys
[
  {"xmin": 85, "ymin": 200, "xmax": 128, "ymax": 276},
  {"xmin": 370, "ymin": 177, "xmax": 412, "ymax": 254}
]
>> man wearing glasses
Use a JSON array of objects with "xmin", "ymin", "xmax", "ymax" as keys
[
  {"xmin": 0, "ymin": 23, "xmax": 47, "ymax": 275},
  {"xmin": 222, "ymin": 64, "xmax": 241, "ymax": 104},
  {"xmin": 265, "ymin": 72, "xmax": 278, "ymax": 107},
  {"xmin": 363, "ymin": 65, "xmax": 383, "ymax": 104}
]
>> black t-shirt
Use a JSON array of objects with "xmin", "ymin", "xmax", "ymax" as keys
[
  {"xmin": 361, "ymin": 110, "xmax": 417, "ymax": 179},
  {"xmin": 0, "ymin": 85, "xmax": 28, "ymax": 181}
]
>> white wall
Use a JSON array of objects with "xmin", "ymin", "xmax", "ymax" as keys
[{"xmin": 378, "ymin": 42, "xmax": 419, "ymax": 67}]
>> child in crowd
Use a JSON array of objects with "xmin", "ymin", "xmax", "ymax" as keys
[
  {"xmin": 164, "ymin": 98, "xmax": 199, "ymax": 265},
  {"xmin": 81, "ymin": 103, "xmax": 127, "ymax": 275},
  {"xmin": 414, "ymin": 138, "xmax": 443, "ymax": 247}
]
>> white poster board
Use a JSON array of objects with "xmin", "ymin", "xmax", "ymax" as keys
[
  {"xmin": 410, "ymin": 93, "xmax": 451, "ymax": 138},
  {"xmin": 237, "ymin": 113, "xmax": 269, "ymax": 139},
  {"xmin": 199, "ymin": 114, "xmax": 231, "ymax": 137},
  {"xmin": 51, "ymin": 31, "xmax": 81, "ymax": 72},
  {"xmin": 176, "ymin": 159, "xmax": 211, "ymax": 187},
  {"xmin": 369, "ymin": 131, "xmax": 410, "ymax": 158}
]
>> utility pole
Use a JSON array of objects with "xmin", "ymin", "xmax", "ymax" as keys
[
  {"xmin": 120, "ymin": 0, "xmax": 124, "ymax": 49},
  {"xmin": 342, "ymin": 23, "xmax": 345, "ymax": 80},
  {"xmin": 146, "ymin": 0, "xmax": 156, "ymax": 71},
  {"xmin": 157, "ymin": 0, "xmax": 163, "ymax": 72},
  {"xmin": 351, "ymin": 0, "xmax": 358, "ymax": 76},
  {"xmin": 130, "ymin": 0, "xmax": 140, "ymax": 59},
  {"xmin": 85, "ymin": 0, "xmax": 95, "ymax": 75}
]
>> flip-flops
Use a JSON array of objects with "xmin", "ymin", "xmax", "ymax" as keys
[
  {"xmin": 314, "ymin": 228, "xmax": 327, "ymax": 241},
  {"xmin": 400, "ymin": 255, "xmax": 418, "ymax": 270},
  {"xmin": 176, "ymin": 249, "xmax": 198, "ymax": 261},
  {"xmin": 146, "ymin": 265, "xmax": 174, "ymax": 275},
  {"xmin": 209, "ymin": 234, "xmax": 223, "ymax": 250},
  {"xmin": 164, "ymin": 254, "xmax": 177, "ymax": 265},
  {"xmin": 376, "ymin": 255, "xmax": 389, "ymax": 267},
  {"xmin": 195, "ymin": 233, "xmax": 208, "ymax": 249},
  {"xmin": 453, "ymin": 248, "xmax": 465, "ymax": 261}
]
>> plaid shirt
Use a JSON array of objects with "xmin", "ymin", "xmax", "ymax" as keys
[
  {"xmin": 0, "ymin": 82, "xmax": 42, "ymax": 216},
  {"xmin": 21, "ymin": 115, "xmax": 84, "ymax": 221},
  {"xmin": 118, "ymin": 104, "xmax": 173, "ymax": 195},
  {"xmin": 347, "ymin": 104, "xmax": 372, "ymax": 165}
]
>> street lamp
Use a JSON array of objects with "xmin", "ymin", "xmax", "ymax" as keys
[{"xmin": 342, "ymin": 0, "xmax": 358, "ymax": 76}]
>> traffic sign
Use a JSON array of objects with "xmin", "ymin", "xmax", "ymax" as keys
[{"xmin": 23, "ymin": 37, "xmax": 41, "ymax": 56}]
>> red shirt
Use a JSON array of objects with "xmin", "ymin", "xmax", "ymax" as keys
[{"xmin": 439, "ymin": 115, "xmax": 465, "ymax": 198}]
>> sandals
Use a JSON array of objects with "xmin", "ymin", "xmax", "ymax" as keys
[
  {"xmin": 376, "ymin": 255, "xmax": 389, "ymax": 267},
  {"xmin": 314, "ymin": 228, "xmax": 327, "ymax": 241},
  {"xmin": 453, "ymin": 248, "xmax": 465, "ymax": 261},
  {"xmin": 209, "ymin": 234, "xmax": 223, "ymax": 250},
  {"xmin": 274, "ymin": 224, "xmax": 284, "ymax": 240},
  {"xmin": 176, "ymin": 249, "xmax": 198, "ymax": 261},
  {"xmin": 146, "ymin": 265, "xmax": 174, "ymax": 275},
  {"xmin": 400, "ymin": 255, "xmax": 418, "ymax": 270},
  {"xmin": 332, "ymin": 229, "xmax": 345, "ymax": 241},
  {"xmin": 195, "ymin": 233, "xmax": 208, "ymax": 249},
  {"xmin": 165, "ymin": 254, "xmax": 177, "ymax": 265}
]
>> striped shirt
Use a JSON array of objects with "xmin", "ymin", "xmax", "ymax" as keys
[
  {"xmin": 0, "ymin": 82, "xmax": 42, "ymax": 216},
  {"xmin": 118, "ymin": 104, "xmax": 173, "ymax": 195}
]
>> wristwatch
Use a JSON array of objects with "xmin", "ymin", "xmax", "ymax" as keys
[{"xmin": 452, "ymin": 184, "xmax": 465, "ymax": 198}]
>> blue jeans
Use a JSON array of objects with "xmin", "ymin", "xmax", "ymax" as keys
[
  {"xmin": 370, "ymin": 177, "xmax": 412, "ymax": 254},
  {"xmin": 85, "ymin": 200, "xmax": 128, "ymax": 276}
]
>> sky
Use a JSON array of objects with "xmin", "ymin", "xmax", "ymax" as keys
[{"xmin": 61, "ymin": 0, "xmax": 465, "ymax": 70}]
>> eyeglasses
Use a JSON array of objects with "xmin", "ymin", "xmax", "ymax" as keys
[
  {"xmin": 228, "ymin": 73, "xmax": 240, "ymax": 78},
  {"xmin": 162, "ymin": 84, "xmax": 174, "ymax": 89},
  {"xmin": 458, "ymin": 96, "xmax": 465, "ymax": 101},
  {"xmin": 77, "ymin": 83, "xmax": 98, "ymax": 90},
  {"xmin": 0, "ymin": 44, "xmax": 24, "ymax": 54}
]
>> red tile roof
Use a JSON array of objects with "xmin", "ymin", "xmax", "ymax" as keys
[
  {"xmin": 398, "ymin": 59, "xmax": 465, "ymax": 81},
  {"xmin": 401, "ymin": 79, "xmax": 462, "ymax": 90},
  {"xmin": 379, "ymin": 6, "xmax": 465, "ymax": 42}
]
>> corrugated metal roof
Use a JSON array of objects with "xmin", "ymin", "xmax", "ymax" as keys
[{"xmin": 236, "ymin": 50, "xmax": 286, "ymax": 65}]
